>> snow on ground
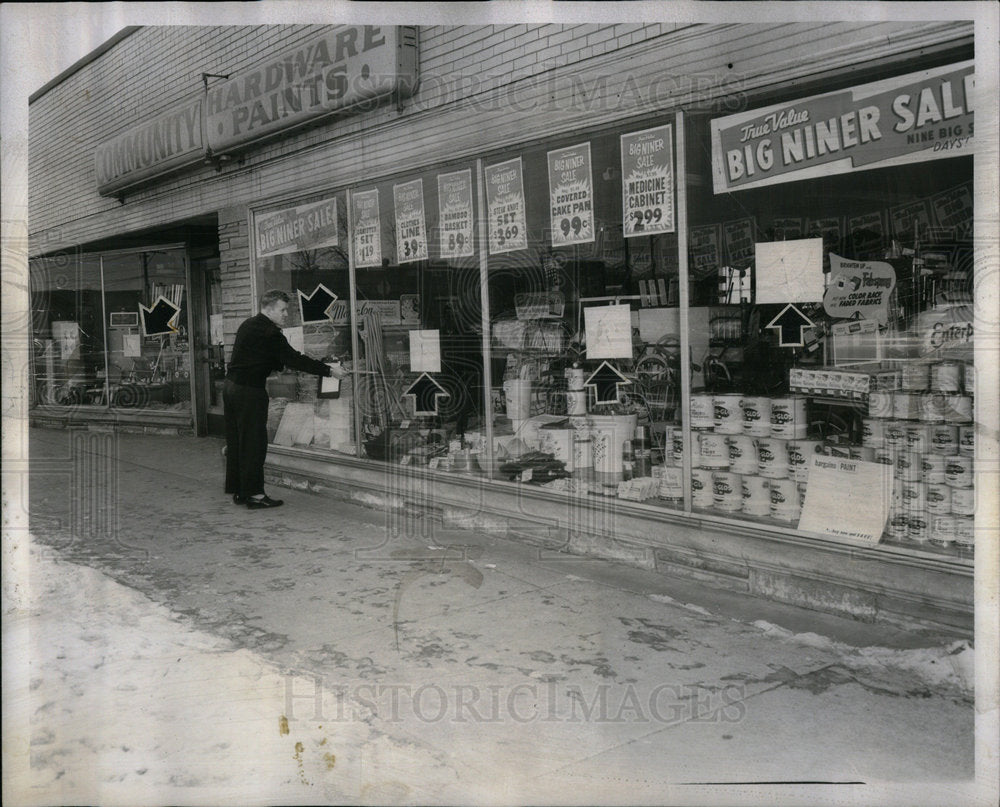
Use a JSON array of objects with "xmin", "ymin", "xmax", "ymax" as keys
[
  {"xmin": 751, "ymin": 619, "xmax": 974, "ymax": 698},
  {"xmin": 4, "ymin": 539, "xmax": 464, "ymax": 806}
]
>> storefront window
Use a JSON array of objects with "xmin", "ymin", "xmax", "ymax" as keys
[
  {"xmin": 683, "ymin": 60, "xmax": 975, "ymax": 556},
  {"xmin": 351, "ymin": 165, "xmax": 486, "ymax": 470},
  {"xmin": 485, "ymin": 126, "xmax": 683, "ymax": 506},
  {"xmin": 103, "ymin": 248, "xmax": 191, "ymax": 412},
  {"xmin": 31, "ymin": 253, "xmax": 106, "ymax": 407},
  {"xmin": 30, "ymin": 246, "xmax": 192, "ymax": 413},
  {"xmin": 251, "ymin": 192, "xmax": 353, "ymax": 451}
]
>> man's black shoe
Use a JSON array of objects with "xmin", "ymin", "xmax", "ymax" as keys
[
  {"xmin": 232, "ymin": 494, "xmax": 247, "ymax": 505},
  {"xmin": 246, "ymin": 495, "xmax": 284, "ymax": 509}
]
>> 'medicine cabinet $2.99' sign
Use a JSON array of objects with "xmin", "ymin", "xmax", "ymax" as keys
[{"xmin": 711, "ymin": 60, "xmax": 974, "ymax": 193}]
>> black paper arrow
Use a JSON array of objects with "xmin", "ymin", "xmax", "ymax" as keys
[
  {"xmin": 766, "ymin": 304, "xmax": 814, "ymax": 347},
  {"xmin": 139, "ymin": 296, "xmax": 180, "ymax": 336},
  {"xmin": 403, "ymin": 373, "xmax": 450, "ymax": 416},
  {"xmin": 585, "ymin": 361, "xmax": 632, "ymax": 405},
  {"xmin": 297, "ymin": 283, "xmax": 339, "ymax": 324}
]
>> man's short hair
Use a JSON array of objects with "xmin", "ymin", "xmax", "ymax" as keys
[{"xmin": 259, "ymin": 290, "xmax": 290, "ymax": 309}]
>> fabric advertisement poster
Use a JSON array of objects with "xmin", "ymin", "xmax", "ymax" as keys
[
  {"xmin": 437, "ymin": 169, "xmax": 475, "ymax": 259},
  {"xmin": 352, "ymin": 189, "xmax": 382, "ymax": 268},
  {"xmin": 393, "ymin": 179, "xmax": 428, "ymax": 264},
  {"xmin": 547, "ymin": 142, "xmax": 595, "ymax": 246},
  {"xmin": 485, "ymin": 157, "xmax": 528, "ymax": 254},
  {"xmin": 255, "ymin": 197, "xmax": 339, "ymax": 259},
  {"xmin": 621, "ymin": 124, "xmax": 675, "ymax": 237}
]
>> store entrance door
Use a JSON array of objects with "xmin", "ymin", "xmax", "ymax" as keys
[{"xmin": 189, "ymin": 253, "xmax": 227, "ymax": 436}]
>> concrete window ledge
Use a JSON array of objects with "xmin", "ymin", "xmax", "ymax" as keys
[
  {"xmin": 265, "ymin": 445, "xmax": 973, "ymax": 635},
  {"xmin": 30, "ymin": 406, "xmax": 194, "ymax": 435}
]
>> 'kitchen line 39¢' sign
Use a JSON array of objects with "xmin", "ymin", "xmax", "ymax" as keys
[{"xmin": 711, "ymin": 60, "xmax": 973, "ymax": 194}]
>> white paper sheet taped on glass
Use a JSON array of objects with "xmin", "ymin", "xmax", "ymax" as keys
[
  {"xmin": 754, "ymin": 238, "xmax": 824, "ymax": 303},
  {"xmin": 409, "ymin": 329, "xmax": 442, "ymax": 373},
  {"xmin": 585, "ymin": 304, "xmax": 633, "ymax": 359}
]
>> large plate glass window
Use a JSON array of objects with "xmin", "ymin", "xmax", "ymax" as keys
[
  {"xmin": 684, "ymin": 58, "xmax": 975, "ymax": 556},
  {"xmin": 252, "ymin": 192, "xmax": 354, "ymax": 453}
]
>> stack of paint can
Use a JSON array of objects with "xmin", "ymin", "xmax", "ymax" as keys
[{"xmin": 873, "ymin": 359, "xmax": 975, "ymax": 550}]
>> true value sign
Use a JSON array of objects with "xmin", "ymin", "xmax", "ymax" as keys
[{"xmin": 95, "ymin": 26, "xmax": 418, "ymax": 197}]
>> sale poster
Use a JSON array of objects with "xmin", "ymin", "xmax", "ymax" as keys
[
  {"xmin": 485, "ymin": 157, "xmax": 528, "ymax": 254},
  {"xmin": 393, "ymin": 179, "xmax": 428, "ymax": 264},
  {"xmin": 806, "ymin": 217, "xmax": 843, "ymax": 253},
  {"xmin": 722, "ymin": 218, "xmax": 755, "ymax": 266},
  {"xmin": 848, "ymin": 211, "xmax": 886, "ymax": 256},
  {"xmin": 931, "ymin": 183, "xmax": 973, "ymax": 240},
  {"xmin": 437, "ymin": 169, "xmax": 475, "ymax": 259},
  {"xmin": 771, "ymin": 217, "xmax": 803, "ymax": 241},
  {"xmin": 255, "ymin": 197, "xmax": 339, "ymax": 259},
  {"xmin": 352, "ymin": 189, "xmax": 382, "ymax": 268},
  {"xmin": 621, "ymin": 124, "xmax": 675, "ymax": 237},
  {"xmin": 689, "ymin": 224, "xmax": 722, "ymax": 278},
  {"xmin": 890, "ymin": 199, "xmax": 932, "ymax": 241},
  {"xmin": 547, "ymin": 142, "xmax": 595, "ymax": 246}
]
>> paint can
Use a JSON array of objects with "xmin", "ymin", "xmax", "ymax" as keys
[
  {"xmin": 950, "ymin": 486, "xmax": 975, "ymax": 516},
  {"xmin": 884, "ymin": 420, "xmax": 907, "ymax": 449},
  {"xmin": 565, "ymin": 366, "xmax": 585, "ymax": 391},
  {"xmin": 944, "ymin": 455, "xmax": 973, "ymax": 488},
  {"xmin": 690, "ymin": 394, "xmax": 715, "ymax": 430},
  {"xmin": 712, "ymin": 471, "xmax": 743, "ymax": 512},
  {"xmin": 741, "ymin": 396, "xmax": 772, "ymax": 437},
  {"xmin": 921, "ymin": 454, "xmax": 947, "ymax": 484},
  {"xmin": 849, "ymin": 446, "xmax": 876, "ymax": 462},
  {"xmin": 566, "ymin": 390, "xmax": 587, "ymax": 416},
  {"xmin": 873, "ymin": 446, "xmax": 898, "ymax": 470},
  {"xmin": 698, "ymin": 432, "xmax": 730, "ymax": 469},
  {"xmin": 943, "ymin": 395, "xmax": 973, "ymax": 424},
  {"xmin": 657, "ymin": 466, "xmax": 684, "ymax": 501},
  {"xmin": 900, "ymin": 362, "xmax": 931, "ymax": 391},
  {"xmin": 895, "ymin": 451, "xmax": 923, "ymax": 483},
  {"xmin": 959, "ymin": 424, "xmax": 975, "ymax": 457},
  {"xmin": 929, "ymin": 514, "xmax": 956, "ymax": 546},
  {"xmin": 757, "ymin": 437, "xmax": 789, "ymax": 479},
  {"xmin": 691, "ymin": 467, "xmax": 714, "ymax": 508},
  {"xmin": 901, "ymin": 481, "xmax": 927, "ymax": 511},
  {"xmin": 929, "ymin": 424, "xmax": 958, "ymax": 455},
  {"xmin": 713, "ymin": 394, "xmax": 744, "ymax": 435},
  {"xmin": 893, "ymin": 392, "xmax": 921, "ymax": 420},
  {"xmin": 768, "ymin": 478, "xmax": 801, "ymax": 522},
  {"xmin": 868, "ymin": 391, "xmax": 894, "ymax": 419},
  {"xmin": 862, "ymin": 418, "xmax": 887, "ymax": 448},
  {"xmin": 770, "ymin": 396, "xmax": 808, "ymax": 440},
  {"xmin": 954, "ymin": 517, "xmax": 975, "ymax": 548},
  {"xmin": 904, "ymin": 424, "xmax": 930, "ymax": 454},
  {"xmin": 962, "ymin": 363, "xmax": 975, "ymax": 395},
  {"xmin": 727, "ymin": 435, "xmax": 759, "ymax": 475},
  {"xmin": 925, "ymin": 483, "xmax": 952, "ymax": 515},
  {"xmin": 930, "ymin": 360, "xmax": 962, "ymax": 393},
  {"xmin": 906, "ymin": 512, "xmax": 930, "ymax": 543},
  {"xmin": 886, "ymin": 511, "xmax": 909, "ymax": 540},
  {"xmin": 918, "ymin": 392, "xmax": 947, "ymax": 423},
  {"xmin": 787, "ymin": 439, "xmax": 823, "ymax": 483},
  {"xmin": 741, "ymin": 476, "xmax": 771, "ymax": 516}
]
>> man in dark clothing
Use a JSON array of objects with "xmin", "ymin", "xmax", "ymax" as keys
[{"xmin": 224, "ymin": 289, "xmax": 347, "ymax": 509}]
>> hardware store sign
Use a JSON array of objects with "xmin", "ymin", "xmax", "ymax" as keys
[
  {"xmin": 255, "ymin": 197, "xmax": 340, "ymax": 259},
  {"xmin": 711, "ymin": 61, "xmax": 974, "ymax": 193}
]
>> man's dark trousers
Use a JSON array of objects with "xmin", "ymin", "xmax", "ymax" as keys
[{"xmin": 224, "ymin": 379, "xmax": 269, "ymax": 498}]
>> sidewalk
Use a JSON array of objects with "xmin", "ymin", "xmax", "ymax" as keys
[{"xmin": 9, "ymin": 427, "xmax": 985, "ymax": 805}]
